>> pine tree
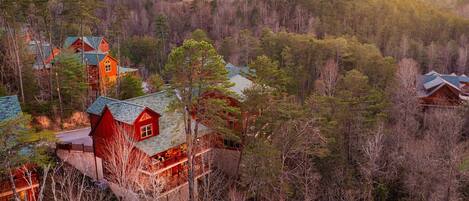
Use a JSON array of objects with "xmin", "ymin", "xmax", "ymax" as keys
[
  {"xmin": 118, "ymin": 75, "xmax": 144, "ymax": 100},
  {"xmin": 164, "ymin": 39, "xmax": 233, "ymax": 201}
]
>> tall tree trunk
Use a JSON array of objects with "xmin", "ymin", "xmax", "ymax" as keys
[
  {"xmin": 6, "ymin": 23, "xmax": 25, "ymax": 103},
  {"xmin": 55, "ymin": 71, "xmax": 63, "ymax": 120},
  {"xmin": 186, "ymin": 106, "xmax": 195, "ymax": 201}
]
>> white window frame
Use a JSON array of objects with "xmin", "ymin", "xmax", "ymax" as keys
[{"xmin": 140, "ymin": 124, "xmax": 153, "ymax": 138}]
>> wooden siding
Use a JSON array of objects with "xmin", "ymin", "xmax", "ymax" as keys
[
  {"xmin": 99, "ymin": 39, "xmax": 110, "ymax": 52},
  {"xmin": 98, "ymin": 55, "xmax": 118, "ymax": 83},
  {"xmin": 70, "ymin": 39, "xmax": 95, "ymax": 52},
  {"xmin": 133, "ymin": 109, "xmax": 160, "ymax": 141}
]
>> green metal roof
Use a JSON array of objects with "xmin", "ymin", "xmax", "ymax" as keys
[
  {"xmin": 63, "ymin": 36, "xmax": 104, "ymax": 50},
  {"xmin": 83, "ymin": 52, "xmax": 107, "ymax": 65},
  {"xmin": 0, "ymin": 95, "xmax": 22, "ymax": 122},
  {"xmin": 119, "ymin": 66, "xmax": 138, "ymax": 74}
]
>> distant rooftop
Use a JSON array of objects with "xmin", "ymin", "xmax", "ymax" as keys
[
  {"xmin": 0, "ymin": 95, "xmax": 22, "ymax": 122},
  {"xmin": 63, "ymin": 36, "xmax": 105, "ymax": 51},
  {"xmin": 225, "ymin": 63, "xmax": 254, "ymax": 98},
  {"xmin": 418, "ymin": 71, "xmax": 469, "ymax": 98}
]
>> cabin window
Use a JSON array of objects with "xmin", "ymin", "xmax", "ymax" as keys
[
  {"xmin": 105, "ymin": 60, "xmax": 111, "ymax": 72},
  {"xmin": 140, "ymin": 124, "xmax": 153, "ymax": 138}
]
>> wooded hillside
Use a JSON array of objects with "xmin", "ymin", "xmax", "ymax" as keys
[{"xmin": 1, "ymin": 0, "xmax": 469, "ymax": 200}]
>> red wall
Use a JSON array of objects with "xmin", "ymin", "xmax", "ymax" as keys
[
  {"xmin": 133, "ymin": 109, "xmax": 160, "ymax": 141},
  {"xmin": 99, "ymin": 40, "xmax": 110, "ymax": 52},
  {"xmin": 92, "ymin": 108, "xmax": 118, "ymax": 159},
  {"xmin": 70, "ymin": 39, "xmax": 94, "ymax": 52},
  {"xmin": 89, "ymin": 114, "xmax": 101, "ymax": 129},
  {"xmin": 92, "ymin": 107, "xmax": 161, "ymax": 158}
]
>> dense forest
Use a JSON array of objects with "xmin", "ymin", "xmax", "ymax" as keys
[{"xmin": 1, "ymin": 0, "xmax": 469, "ymax": 200}]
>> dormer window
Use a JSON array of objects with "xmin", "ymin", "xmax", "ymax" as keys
[{"xmin": 141, "ymin": 124, "xmax": 153, "ymax": 138}]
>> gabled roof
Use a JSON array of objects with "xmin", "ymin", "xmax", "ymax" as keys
[
  {"xmin": 419, "ymin": 71, "xmax": 469, "ymax": 99},
  {"xmin": 87, "ymin": 91, "xmax": 212, "ymax": 156},
  {"xmin": 127, "ymin": 92, "xmax": 211, "ymax": 156},
  {"xmin": 0, "ymin": 95, "xmax": 22, "ymax": 122},
  {"xmin": 64, "ymin": 36, "xmax": 105, "ymax": 51},
  {"xmin": 83, "ymin": 52, "xmax": 107, "ymax": 65},
  {"xmin": 107, "ymin": 101, "xmax": 145, "ymax": 124},
  {"xmin": 28, "ymin": 41, "xmax": 60, "ymax": 69}
]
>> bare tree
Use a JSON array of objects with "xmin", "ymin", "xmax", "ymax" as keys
[
  {"xmin": 46, "ymin": 163, "xmax": 113, "ymax": 201},
  {"xmin": 403, "ymin": 109, "xmax": 466, "ymax": 201},
  {"xmin": 361, "ymin": 124, "xmax": 385, "ymax": 201},
  {"xmin": 315, "ymin": 59, "xmax": 339, "ymax": 96},
  {"xmin": 101, "ymin": 126, "xmax": 163, "ymax": 201},
  {"xmin": 391, "ymin": 58, "xmax": 421, "ymax": 138}
]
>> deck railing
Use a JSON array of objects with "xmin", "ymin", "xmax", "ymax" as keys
[{"xmin": 56, "ymin": 142, "xmax": 94, "ymax": 153}]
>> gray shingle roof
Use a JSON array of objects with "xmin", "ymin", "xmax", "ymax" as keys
[
  {"xmin": 86, "ymin": 96, "xmax": 120, "ymax": 115},
  {"xmin": 107, "ymin": 101, "xmax": 145, "ymax": 124},
  {"xmin": 0, "ymin": 95, "xmax": 22, "ymax": 122}
]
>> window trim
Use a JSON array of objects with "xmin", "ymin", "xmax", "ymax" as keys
[{"xmin": 140, "ymin": 124, "xmax": 153, "ymax": 139}]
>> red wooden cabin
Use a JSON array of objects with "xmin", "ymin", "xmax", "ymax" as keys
[
  {"xmin": 63, "ymin": 36, "xmax": 138, "ymax": 95},
  {"xmin": 87, "ymin": 92, "xmax": 219, "ymax": 191}
]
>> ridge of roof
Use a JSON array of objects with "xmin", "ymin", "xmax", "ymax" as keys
[{"xmin": 125, "ymin": 90, "xmax": 169, "ymax": 101}]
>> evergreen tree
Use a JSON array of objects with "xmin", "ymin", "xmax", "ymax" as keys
[
  {"xmin": 249, "ymin": 55, "xmax": 289, "ymax": 91},
  {"xmin": 0, "ymin": 113, "xmax": 55, "ymax": 200},
  {"xmin": 118, "ymin": 75, "xmax": 144, "ymax": 100},
  {"xmin": 190, "ymin": 29, "xmax": 212, "ymax": 44},
  {"xmin": 164, "ymin": 39, "xmax": 233, "ymax": 201},
  {"xmin": 147, "ymin": 73, "xmax": 164, "ymax": 93},
  {"xmin": 54, "ymin": 52, "xmax": 87, "ymax": 114}
]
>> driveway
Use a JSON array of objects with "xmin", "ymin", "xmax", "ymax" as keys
[{"xmin": 56, "ymin": 127, "xmax": 92, "ymax": 146}]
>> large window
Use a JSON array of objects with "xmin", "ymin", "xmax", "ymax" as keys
[
  {"xmin": 140, "ymin": 124, "xmax": 153, "ymax": 138},
  {"xmin": 104, "ymin": 60, "xmax": 111, "ymax": 72}
]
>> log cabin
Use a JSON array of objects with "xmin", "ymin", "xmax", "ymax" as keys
[
  {"xmin": 86, "ymin": 64, "xmax": 253, "ymax": 193},
  {"xmin": 0, "ymin": 96, "xmax": 39, "ymax": 201},
  {"xmin": 418, "ymin": 71, "xmax": 469, "ymax": 106}
]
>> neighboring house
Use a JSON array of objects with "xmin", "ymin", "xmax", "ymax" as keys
[
  {"xmin": 418, "ymin": 71, "xmax": 469, "ymax": 106},
  {"xmin": 86, "ymin": 63, "xmax": 254, "ymax": 194},
  {"xmin": 63, "ymin": 36, "xmax": 110, "ymax": 53},
  {"xmin": 27, "ymin": 40, "xmax": 61, "ymax": 70},
  {"xmin": 63, "ymin": 36, "xmax": 138, "ymax": 95},
  {"xmin": 225, "ymin": 63, "xmax": 254, "ymax": 99},
  {"xmin": 0, "ymin": 96, "xmax": 39, "ymax": 201}
]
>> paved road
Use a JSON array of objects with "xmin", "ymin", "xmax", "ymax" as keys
[{"xmin": 56, "ymin": 127, "xmax": 92, "ymax": 146}]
